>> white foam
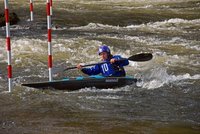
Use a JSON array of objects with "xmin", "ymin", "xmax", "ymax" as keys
[
  {"xmin": 186, "ymin": 45, "xmax": 200, "ymax": 51},
  {"xmin": 170, "ymin": 73, "xmax": 200, "ymax": 81},
  {"xmin": 85, "ymin": 95, "xmax": 122, "ymax": 100},
  {"xmin": 146, "ymin": 18, "xmax": 200, "ymax": 29},
  {"xmin": 70, "ymin": 23, "xmax": 120, "ymax": 30},
  {"xmin": 127, "ymin": 18, "xmax": 200, "ymax": 33},
  {"xmin": 12, "ymin": 38, "xmax": 46, "ymax": 54},
  {"xmin": 140, "ymin": 67, "xmax": 200, "ymax": 89},
  {"xmin": 0, "ymin": 37, "xmax": 104, "ymax": 66},
  {"xmin": 69, "ymin": 18, "xmax": 200, "ymax": 42}
]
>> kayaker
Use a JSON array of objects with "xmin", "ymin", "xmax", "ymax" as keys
[{"xmin": 77, "ymin": 45, "xmax": 129, "ymax": 77}]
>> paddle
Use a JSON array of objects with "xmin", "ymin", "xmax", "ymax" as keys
[{"xmin": 63, "ymin": 53, "xmax": 153, "ymax": 71}]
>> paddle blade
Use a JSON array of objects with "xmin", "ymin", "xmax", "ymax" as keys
[{"xmin": 128, "ymin": 53, "xmax": 153, "ymax": 62}]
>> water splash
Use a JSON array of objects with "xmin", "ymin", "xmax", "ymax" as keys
[
  {"xmin": 138, "ymin": 67, "xmax": 200, "ymax": 89},
  {"xmin": 70, "ymin": 18, "xmax": 200, "ymax": 33}
]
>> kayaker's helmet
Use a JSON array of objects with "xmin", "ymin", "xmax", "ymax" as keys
[{"xmin": 98, "ymin": 45, "xmax": 110, "ymax": 55}]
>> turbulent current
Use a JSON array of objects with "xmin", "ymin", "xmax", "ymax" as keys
[{"xmin": 0, "ymin": 0, "xmax": 199, "ymax": 133}]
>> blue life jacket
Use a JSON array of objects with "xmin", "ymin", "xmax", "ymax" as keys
[{"xmin": 81, "ymin": 55, "xmax": 129, "ymax": 77}]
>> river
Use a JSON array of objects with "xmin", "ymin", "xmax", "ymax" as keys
[{"xmin": 0, "ymin": 0, "xmax": 200, "ymax": 133}]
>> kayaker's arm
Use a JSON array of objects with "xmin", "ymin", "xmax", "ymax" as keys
[
  {"xmin": 111, "ymin": 55, "xmax": 129, "ymax": 66},
  {"xmin": 77, "ymin": 64, "xmax": 100, "ymax": 75}
]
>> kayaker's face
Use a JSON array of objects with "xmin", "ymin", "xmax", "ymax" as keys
[{"xmin": 99, "ymin": 52, "xmax": 108, "ymax": 61}]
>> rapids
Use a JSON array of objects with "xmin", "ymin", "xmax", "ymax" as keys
[{"xmin": 0, "ymin": 0, "xmax": 199, "ymax": 133}]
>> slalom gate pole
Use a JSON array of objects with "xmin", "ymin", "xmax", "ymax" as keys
[
  {"xmin": 50, "ymin": 0, "xmax": 52, "ymax": 16},
  {"xmin": 4, "ymin": 0, "xmax": 12, "ymax": 92},
  {"xmin": 30, "ymin": 0, "xmax": 33, "ymax": 21},
  {"xmin": 46, "ymin": 0, "xmax": 53, "ymax": 81}
]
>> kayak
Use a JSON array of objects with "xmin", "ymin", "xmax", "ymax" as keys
[{"xmin": 21, "ymin": 75, "xmax": 137, "ymax": 91}]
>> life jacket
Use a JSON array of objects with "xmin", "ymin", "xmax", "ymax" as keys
[{"xmin": 81, "ymin": 55, "xmax": 129, "ymax": 77}]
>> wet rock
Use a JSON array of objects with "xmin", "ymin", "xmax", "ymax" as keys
[{"xmin": 0, "ymin": 12, "xmax": 20, "ymax": 27}]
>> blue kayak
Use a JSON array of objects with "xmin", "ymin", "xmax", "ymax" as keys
[{"xmin": 21, "ymin": 75, "xmax": 137, "ymax": 91}]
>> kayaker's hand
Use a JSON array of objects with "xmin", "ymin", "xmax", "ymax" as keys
[
  {"xmin": 77, "ymin": 64, "xmax": 83, "ymax": 69},
  {"xmin": 110, "ymin": 58, "xmax": 117, "ymax": 64}
]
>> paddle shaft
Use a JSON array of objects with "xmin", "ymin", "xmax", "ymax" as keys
[{"xmin": 64, "ymin": 62, "xmax": 106, "ymax": 71}]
